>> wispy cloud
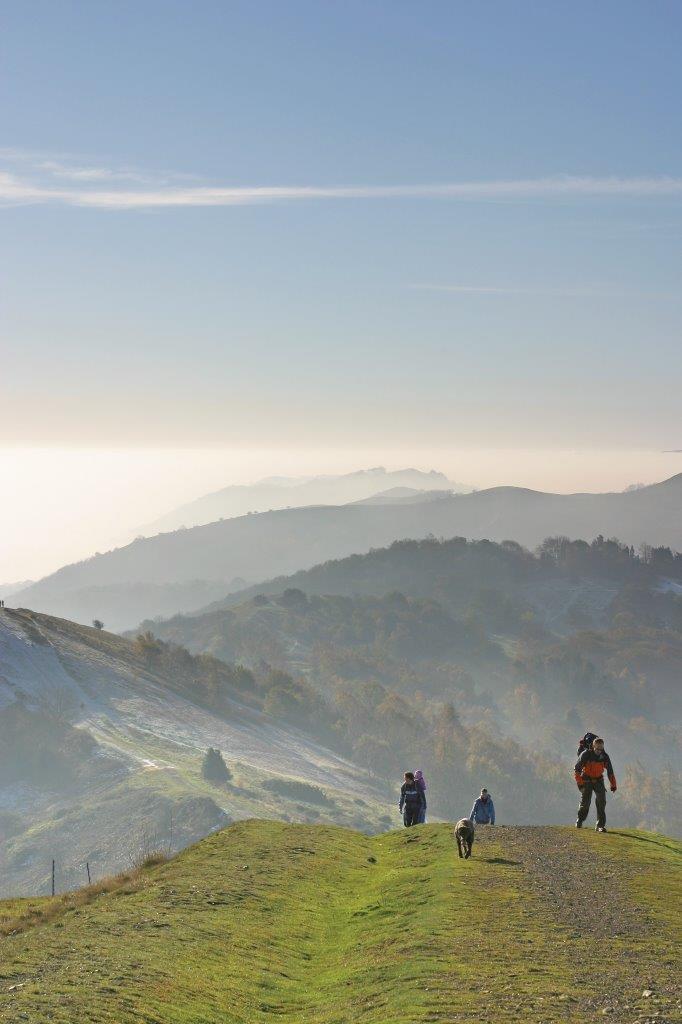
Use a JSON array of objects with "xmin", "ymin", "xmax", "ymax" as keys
[
  {"xmin": 0, "ymin": 148, "xmax": 167, "ymax": 185},
  {"xmin": 37, "ymin": 160, "xmax": 155, "ymax": 183},
  {"xmin": 410, "ymin": 283, "xmax": 675, "ymax": 298},
  {"xmin": 411, "ymin": 284, "xmax": 614, "ymax": 296},
  {"xmin": 0, "ymin": 149, "xmax": 197, "ymax": 202},
  {"xmin": 411, "ymin": 284, "xmax": 547, "ymax": 295},
  {"xmin": 1, "ymin": 152, "xmax": 682, "ymax": 211}
]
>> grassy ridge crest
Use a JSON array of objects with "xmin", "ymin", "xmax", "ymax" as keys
[{"xmin": 0, "ymin": 822, "xmax": 679, "ymax": 1023}]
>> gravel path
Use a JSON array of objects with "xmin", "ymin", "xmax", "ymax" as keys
[{"xmin": 475, "ymin": 826, "xmax": 681, "ymax": 1024}]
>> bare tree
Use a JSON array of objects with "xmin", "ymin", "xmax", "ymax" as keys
[
  {"xmin": 127, "ymin": 826, "xmax": 170, "ymax": 870},
  {"xmin": 639, "ymin": 542, "xmax": 653, "ymax": 565}
]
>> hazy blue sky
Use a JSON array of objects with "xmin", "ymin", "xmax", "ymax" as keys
[
  {"xmin": 2, "ymin": 2, "xmax": 682, "ymax": 578},
  {"xmin": 3, "ymin": 0, "xmax": 682, "ymax": 447}
]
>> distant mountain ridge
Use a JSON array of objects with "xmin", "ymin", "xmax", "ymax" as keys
[
  {"xmin": 352, "ymin": 486, "xmax": 455, "ymax": 505},
  {"xmin": 0, "ymin": 580, "xmax": 34, "ymax": 600},
  {"xmin": 12, "ymin": 473, "xmax": 682, "ymax": 631},
  {"xmin": 142, "ymin": 466, "xmax": 464, "ymax": 534}
]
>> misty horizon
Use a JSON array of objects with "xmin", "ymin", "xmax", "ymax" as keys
[{"xmin": 2, "ymin": 446, "xmax": 681, "ymax": 583}]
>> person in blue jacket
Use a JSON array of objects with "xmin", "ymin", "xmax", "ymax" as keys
[
  {"xmin": 470, "ymin": 788, "xmax": 495, "ymax": 825},
  {"xmin": 399, "ymin": 772, "xmax": 427, "ymax": 827}
]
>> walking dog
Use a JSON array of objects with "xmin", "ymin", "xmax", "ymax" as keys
[{"xmin": 454, "ymin": 817, "xmax": 475, "ymax": 859}]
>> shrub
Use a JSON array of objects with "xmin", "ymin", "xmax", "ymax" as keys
[
  {"xmin": 261, "ymin": 777, "xmax": 334, "ymax": 806},
  {"xmin": 201, "ymin": 748, "xmax": 232, "ymax": 783}
]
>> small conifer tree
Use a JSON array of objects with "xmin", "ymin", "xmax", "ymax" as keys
[{"xmin": 201, "ymin": 747, "xmax": 231, "ymax": 783}]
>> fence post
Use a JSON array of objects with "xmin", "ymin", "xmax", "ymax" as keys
[
  {"xmin": 86, "ymin": 862, "xmax": 91, "ymax": 886},
  {"xmin": 51, "ymin": 859, "xmax": 55, "ymax": 897}
]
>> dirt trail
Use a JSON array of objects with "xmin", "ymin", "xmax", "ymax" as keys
[
  {"xmin": 494, "ymin": 825, "xmax": 643, "ymax": 939},
  {"xmin": 475, "ymin": 826, "xmax": 680, "ymax": 1023}
]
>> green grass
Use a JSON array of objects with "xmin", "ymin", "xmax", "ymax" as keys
[
  {"xmin": 0, "ymin": 896, "xmax": 56, "ymax": 937},
  {"xmin": 0, "ymin": 823, "xmax": 679, "ymax": 1023}
]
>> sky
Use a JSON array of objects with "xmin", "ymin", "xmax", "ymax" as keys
[{"xmin": 1, "ymin": 1, "xmax": 682, "ymax": 580}]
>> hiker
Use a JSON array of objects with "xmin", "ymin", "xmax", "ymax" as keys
[
  {"xmin": 414, "ymin": 769, "xmax": 427, "ymax": 824},
  {"xmin": 399, "ymin": 771, "xmax": 426, "ymax": 828},
  {"xmin": 470, "ymin": 788, "xmax": 495, "ymax": 825},
  {"xmin": 575, "ymin": 736, "xmax": 617, "ymax": 832}
]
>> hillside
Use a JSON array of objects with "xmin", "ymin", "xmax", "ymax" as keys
[
  {"xmin": 141, "ymin": 466, "xmax": 462, "ymax": 534},
  {"xmin": 352, "ymin": 485, "xmax": 454, "ymax": 505},
  {"xmin": 141, "ymin": 537, "xmax": 682, "ymax": 836},
  {"xmin": 13, "ymin": 473, "xmax": 682, "ymax": 630},
  {"xmin": 0, "ymin": 821, "xmax": 679, "ymax": 1023},
  {"xmin": 0, "ymin": 608, "xmax": 384, "ymax": 897}
]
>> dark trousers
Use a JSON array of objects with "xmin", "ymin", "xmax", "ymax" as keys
[
  {"xmin": 403, "ymin": 805, "xmax": 420, "ymax": 827},
  {"xmin": 577, "ymin": 778, "xmax": 607, "ymax": 827}
]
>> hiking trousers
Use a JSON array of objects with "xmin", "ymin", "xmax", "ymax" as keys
[
  {"xmin": 577, "ymin": 777, "xmax": 606, "ymax": 828},
  {"xmin": 403, "ymin": 806, "xmax": 420, "ymax": 827}
]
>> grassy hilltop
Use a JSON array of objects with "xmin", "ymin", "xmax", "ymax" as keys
[{"xmin": 0, "ymin": 822, "xmax": 679, "ymax": 1024}]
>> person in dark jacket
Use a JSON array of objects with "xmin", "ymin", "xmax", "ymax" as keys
[
  {"xmin": 575, "ymin": 736, "xmax": 617, "ymax": 832},
  {"xmin": 414, "ymin": 769, "xmax": 427, "ymax": 824},
  {"xmin": 399, "ymin": 771, "xmax": 426, "ymax": 827},
  {"xmin": 470, "ymin": 788, "xmax": 495, "ymax": 825}
]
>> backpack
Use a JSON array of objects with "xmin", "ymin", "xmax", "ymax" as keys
[{"xmin": 577, "ymin": 732, "xmax": 597, "ymax": 756}]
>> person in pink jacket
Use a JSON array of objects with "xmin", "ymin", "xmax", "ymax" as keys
[{"xmin": 414, "ymin": 769, "xmax": 427, "ymax": 823}]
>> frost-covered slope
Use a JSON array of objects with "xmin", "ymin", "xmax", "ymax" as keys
[{"xmin": 0, "ymin": 609, "xmax": 384, "ymax": 897}]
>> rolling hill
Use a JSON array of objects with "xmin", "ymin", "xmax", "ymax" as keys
[
  {"xmin": 0, "ymin": 607, "xmax": 385, "ymax": 897},
  {"xmin": 0, "ymin": 821, "xmax": 679, "ymax": 1023},
  {"xmin": 12, "ymin": 473, "xmax": 682, "ymax": 631}
]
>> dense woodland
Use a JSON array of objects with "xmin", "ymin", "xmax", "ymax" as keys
[{"xmin": 140, "ymin": 536, "xmax": 682, "ymax": 835}]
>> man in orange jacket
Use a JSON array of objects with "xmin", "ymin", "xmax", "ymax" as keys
[{"xmin": 575, "ymin": 736, "xmax": 617, "ymax": 832}]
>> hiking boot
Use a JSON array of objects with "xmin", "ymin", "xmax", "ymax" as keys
[
  {"xmin": 575, "ymin": 819, "xmax": 583, "ymax": 828},
  {"xmin": 596, "ymin": 826, "xmax": 607, "ymax": 833}
]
